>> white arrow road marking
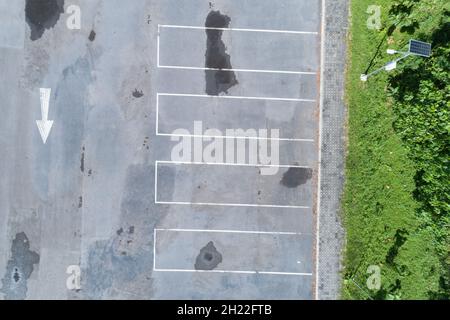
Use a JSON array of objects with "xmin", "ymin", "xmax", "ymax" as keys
[{"xmin": 36, "ymin": 88, "xmax": 54, "ymax": 144}]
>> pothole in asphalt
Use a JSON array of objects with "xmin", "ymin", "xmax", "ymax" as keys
[{"xmin": 195, "ymin": 241, "xmax": 223, "ymax": 270}]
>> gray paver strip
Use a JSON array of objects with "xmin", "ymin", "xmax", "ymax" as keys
[{"xmin": 317, "ymin": 0, "xmax": 349, "ymax": 300}]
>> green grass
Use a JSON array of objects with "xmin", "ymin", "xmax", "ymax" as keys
[{"xmin": 342, "ymin": 0, "xmax": 445, "ymax": 299}]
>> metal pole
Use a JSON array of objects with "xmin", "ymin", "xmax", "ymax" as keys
[{"xmin": 361, "ymin": 53, "xmax": 411, "ymax": 81}]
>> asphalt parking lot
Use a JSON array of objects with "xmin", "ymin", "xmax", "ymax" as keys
[{"xmin": 0, "ymin": 0, "xmax": 322, "ymax": 299}]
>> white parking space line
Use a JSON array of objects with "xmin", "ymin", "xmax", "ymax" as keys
[
  {"xmin": 157, "ymin": 92, "xmax": 316, "ymax": 103},
  {"xmin": 157, "ymin": 25, "xmax": 319, "ymax": 75},
  {"xmin": 156, "ymin": 93, "xmax": 316, "ymax": 142},
  {"xmin": 157, "ymin": 133, "xmax": 314, "ymax": 143},
  {"xmin": 158, "ymin": 65, "xmax": 316, "ymax": 75},
  {"xmin": 156, "ymin": 160, "xmax": 311, "ymax": 169},
  {"xmin": 154, "ymin": 161, "xmax": 312, "ymax": 209},
  {"xmin": 159, "ymin": 24, "xmax": 319, "ymax": 35},
  {"xmin": 153, "ymin": 229, "xmax": 313, "ymax": 276},
  {"xmin": 155, "ymin": 228, "xmax": 310, "ymax": 236},
  {"xmin": 153, "ymin": 268, "xmax": 313, "ymax": 276},
  {"xmin": 155, "ymin": 201, "xmax": 310, "ymax": 209}
]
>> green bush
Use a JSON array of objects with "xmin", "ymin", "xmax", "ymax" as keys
[
  {"xmin": 388, "ymin": 6, "xmax": 450, "ymax": 298},
  {"xmin": 343, "ymin": 0, "xmax": 449, "ymax": 299}
]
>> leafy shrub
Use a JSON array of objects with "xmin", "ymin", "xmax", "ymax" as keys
[{"xmin": 388, "ymin": 4, "xmax": 450, "ymax": 299}]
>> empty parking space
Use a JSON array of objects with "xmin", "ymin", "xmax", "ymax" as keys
[
  {"xmin": 154, "ymin": 135, "xmax": 318, "ymax": 167},
  {"xmin": 157, "ymin": 0, "xmax": 321, "ymax": 33},
  {"xmin": 154, "ymin": 229, "xmax": 313, "ymax": 275},
  {"xmin": 157, "ymin": 94, "xmax": 317, "ymax": 141},
  {"xmin": 155, "ymin": 162, "xmax": 313, "ymax": 208},
  {"xmin": 156, "ymin": 205, "xmax": 314, "ymax": 235},
  {"xmin": 157, "ymin": 68, "xmax": 318, "ymax": 99},
  {"xmin": 158, "ymin": 25, "xmax": 319, "ymax": 74}
]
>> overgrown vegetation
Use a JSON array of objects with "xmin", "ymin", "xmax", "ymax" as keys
[{"xmin": 343, "ymin": 0, "xmax": 449, "ymax": 299}]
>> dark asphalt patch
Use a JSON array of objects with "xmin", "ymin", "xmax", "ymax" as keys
[
  {"xmin": 204, "ymin": 11, "xmax": 238, "ymax": 95},
  {"xmin": 132, "ymin": 89, "xmax": 144, "ymax": 98},
  {"xmin": 80, "ymin": 146, "xmax": 85, "ymax": 173},
  {"xmin": 0, "ymin": 233, "xmax": 40, "ymax": 300},
  {"xmin": 195, "ymin": 241, "xmax": 223, "ymax": 270},
  {"xmin": 88, "ymin": 30, "xmax": 96, "ymax": 42},
  {"xmin": 25, "ymin": 0, "xmax": 65, "ymax": 41},
  {"xmin": 281, "ymin": 167, "xmax": 313, "ymax": 188}
]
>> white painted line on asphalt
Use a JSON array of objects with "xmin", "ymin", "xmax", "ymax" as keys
[
  {"xmin": 156, "ymin": 160, "xmax": 311, "ymax": 169},
  {"xmin": 158, "ymin": 65, "xmax": 316, "ymax": 75},
  {"xmin": 154, "ymin": 268, "xmax": 255, "ymax": 274},
  {"xmin": 258, "ymin": 271, "xmax": 312, "ymax": 276},
  {"xmin": 153, "ymin": 268, "xmax": 313, "ymax": 276},
  {"xmin": 158, "ymin": 24, "xmax": 319, "ymax": 35},
  {"xmin": 156, "ymin": 133, "xmax": 314, "ymax": 143},
  {"xmin": 163, "ymin": 65, "xmax": 315, "ymax": 75},
  {"xmin": 157, "ymin": 92, "xmax": 316, "ymax": 103},
  {"xmin": 155, "ymin": 228, "xmax": 309, "ymax": 236},
  {"xmin": 155, "ymin": 201, "xmax": 310, "ymax": 210}
]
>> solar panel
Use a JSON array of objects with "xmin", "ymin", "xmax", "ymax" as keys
[{"xmin": 409, "ymin": 39, "xmax": 432, "ymax": 57}]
